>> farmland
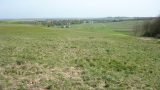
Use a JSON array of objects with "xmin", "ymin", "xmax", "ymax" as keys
[{"xmin": 0, "ymin": 21, "xmax": 160, "ymax": 90}]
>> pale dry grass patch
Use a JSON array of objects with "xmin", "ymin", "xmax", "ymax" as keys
[{"xmin": 0, "ymin": 62, "xmax": 84, "ymax": 90}]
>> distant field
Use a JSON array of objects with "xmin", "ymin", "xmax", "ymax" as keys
[{"xmin": 0, "ymin": 21, "xmax": 160, "ymax": 89}]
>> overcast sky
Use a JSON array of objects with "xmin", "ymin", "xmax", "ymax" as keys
[{"xmin": 0, "ymin": 0, "xmax": 160, "ymax": 19}]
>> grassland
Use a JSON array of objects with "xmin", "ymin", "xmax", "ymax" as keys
[{"xmin": 0, "ymin": 21, "xmax": 160, "ymax": 90}]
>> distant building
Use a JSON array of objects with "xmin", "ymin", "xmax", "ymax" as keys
[
  {"xmin": 90, "ymin": 21, "xmax": 94, "ymax": 24},
  {"xmin": 61, "ymin": 22, "xmax": 71, "ymax": 28}
]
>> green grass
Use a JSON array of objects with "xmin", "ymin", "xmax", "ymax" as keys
[{"xmin": 0, "ymin": 21, "xmax": 160, "ymax": 90}]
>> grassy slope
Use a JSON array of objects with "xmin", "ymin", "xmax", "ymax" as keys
[{"xmin": 0, "ymin": 21, "xmax": 160, "ymax": 90}]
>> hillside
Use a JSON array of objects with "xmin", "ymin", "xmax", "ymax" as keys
[{"xmin": 0, "ymin": 21, "xmax": 160, "ymax": 89}]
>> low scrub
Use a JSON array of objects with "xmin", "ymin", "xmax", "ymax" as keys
[{"xmin": 134, "ymin": 16, "xmax": 160, "ymax": 38}]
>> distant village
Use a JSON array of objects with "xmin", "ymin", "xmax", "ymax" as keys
[
  {"xmin": 34, "ymin": 19, "xmax": 95, "ymax": 28},
  {"xmin": 12, "ymin": 17, "xmax": 154, "ymax": 28}
]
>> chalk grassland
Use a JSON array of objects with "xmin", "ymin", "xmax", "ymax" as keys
[{"xmin": 0, "ymin": 21, "xmax": 160, "ymax": 90}]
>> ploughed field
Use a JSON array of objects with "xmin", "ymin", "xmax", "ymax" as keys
[{"xmin": 0, "ymin": 21, "xmax": 160, "ymax": 90}]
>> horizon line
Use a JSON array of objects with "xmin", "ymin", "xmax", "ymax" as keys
[{"xmin": 0, "ymin": 16, "xmax": 157, "ymax": 20}]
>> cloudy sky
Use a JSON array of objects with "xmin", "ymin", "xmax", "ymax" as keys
[{"xmin": 0, "ymin": 0, "xmax": 160, "ymax": 19}]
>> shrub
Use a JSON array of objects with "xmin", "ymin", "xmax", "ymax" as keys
[{"xmin": 134, "ymin": 16, "xmax": 160, "ymax": 38}]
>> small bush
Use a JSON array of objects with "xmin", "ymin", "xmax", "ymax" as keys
[{"xmin": 134, "ymin": 16, "xmax": 160, "ymax": 38}]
